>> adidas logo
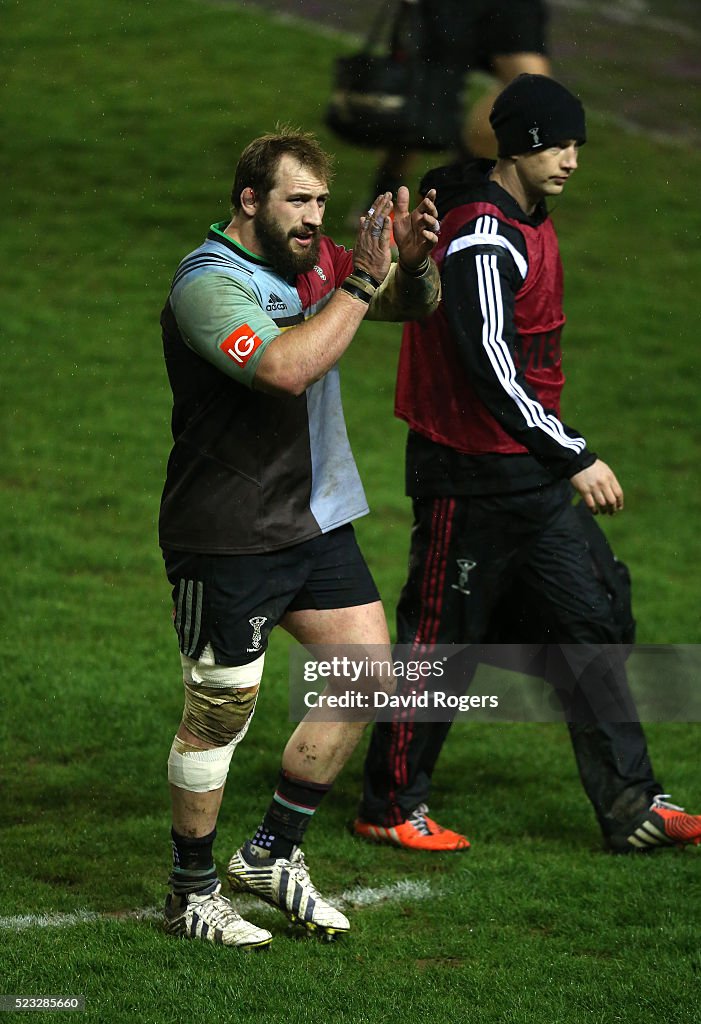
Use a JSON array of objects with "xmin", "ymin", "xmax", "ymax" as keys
[{"xmin": 265, "ymin": 291, "xmax": 287, "ymax": 312}]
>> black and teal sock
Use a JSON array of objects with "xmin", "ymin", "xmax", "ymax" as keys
[
  {"xmin": 250, "ymin": 771, "xmax": 332, "ymax": 859},
  {"xmin": 169, "ymin": 827, "xmax": 218, "ymax": 895}
]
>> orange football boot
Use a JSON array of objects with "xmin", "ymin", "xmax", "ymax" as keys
[
  {"xmin": 609, "ymin": 794, "xmax": 701, "ymax": 852},
  {"xmin": 353, "ymin": 804, "xmax": 470, "ymax": 852}
]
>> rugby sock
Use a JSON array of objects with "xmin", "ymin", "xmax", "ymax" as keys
[
  {"xmin": 251, "ymin": 771, "xmax": 332, "ymax": 859},
  {"xmin": 169, "ymin": 827, "xmax": 218, "ymax": 894}
]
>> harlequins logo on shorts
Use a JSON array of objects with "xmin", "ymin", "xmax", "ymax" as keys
[
  {"xmin": 451, "ymin": 559, "xmax": 477, "ymax": 595},
  {"xmin": 247, "ymin": 616, "xmax": 268, "ymax": 652},
  {"xmin": 265, "ymin": 292, "xmax": 287, "ymax": 312}
]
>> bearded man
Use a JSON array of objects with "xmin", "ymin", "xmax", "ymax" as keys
[{"xmin": 158, "ymin": 127, "xmax": 441, "ymax": 948}]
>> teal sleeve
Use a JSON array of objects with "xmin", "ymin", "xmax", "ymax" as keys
[{"xmin": 171, "ymin": 272, "xmax": 280, "ymax": 387}]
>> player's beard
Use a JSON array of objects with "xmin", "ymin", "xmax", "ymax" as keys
[{"xmin": 255, "ymin": 202, "xmax": 321, "ymax": 279}]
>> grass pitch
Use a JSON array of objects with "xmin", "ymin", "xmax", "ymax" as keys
[{"xmin": 2, "ymin": 1, "xmax": 700, "ymax": 1022}]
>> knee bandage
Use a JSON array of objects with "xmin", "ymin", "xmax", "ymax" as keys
[{"xmin": 167, "ymin": 646, "xmax": 264, "ymax": 793}]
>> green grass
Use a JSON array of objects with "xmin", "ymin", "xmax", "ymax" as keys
[{"xmin": 2, "ymin": 1, "xmax": 700, "ymax": 1022}]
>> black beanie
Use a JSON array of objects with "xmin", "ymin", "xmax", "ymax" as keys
[{"xmin": 490, "ymin": 74, "xmax": 586, "ymax": 157}]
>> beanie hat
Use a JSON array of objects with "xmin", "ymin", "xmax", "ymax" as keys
[{"xmin": 490, "ymin": 74, "xmax": 586, "ymax": 157}]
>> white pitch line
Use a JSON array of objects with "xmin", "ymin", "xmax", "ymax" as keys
[
  {"xmin": 338, "ymin": 877, "xmax": 432, "ymax": 907},
  {"xmin": 0, "ymin": 878, "xmax": 433, "ymax": 932}
]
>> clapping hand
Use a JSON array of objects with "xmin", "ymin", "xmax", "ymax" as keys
[{"xmin": 392, "ymin": 186, "xmax": 440, "ymax": 271}]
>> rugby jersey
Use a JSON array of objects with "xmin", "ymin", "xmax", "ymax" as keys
[
  {"xmin": 396, "ymin": 164, "xmax": 596, "ymax": 495},
  {"xmin": 159, "ymin": 224, "xmax": 367, "ymax": 554}
]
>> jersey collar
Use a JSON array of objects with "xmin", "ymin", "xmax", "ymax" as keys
[{"xmin": 208, "ymin": 221, "xmax": 271, "ymax": 266}]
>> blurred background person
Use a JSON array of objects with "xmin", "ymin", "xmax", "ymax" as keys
[{"xmin": 369, "ymin": 0, "xmax": 551, "ymax": 203}]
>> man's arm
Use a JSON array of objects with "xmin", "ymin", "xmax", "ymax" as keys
[
  {"xmin": 443, "ymin": 219, "xmax": 623, "ymax": 514},
  {"xmin": 365, "ymin": 259, "xmax": 441, "ymax": 323},
  {"xmin": 254, "ymin": 287, "xmax": 377, "ymax": 396},
  {"xmin": 174, "ymin": 195, "xmax": 395, "ymax": 397},
  {"xmin": 258, "ymin": 185, "xmax": 443, "ymax": 388}
]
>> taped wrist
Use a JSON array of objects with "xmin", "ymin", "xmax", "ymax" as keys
[
  {"xmin": 340, "ymin": 268, "xmax": 381, "ymax": 304},
  {"xmin": 398, "ymin": 258, "xmax": 430, "ymax": 277},
  {"xmin": 350, "ymin": 268, "xmax": 381, "ymax": 289}
]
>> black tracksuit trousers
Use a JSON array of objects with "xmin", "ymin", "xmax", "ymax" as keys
[{"xmin": 360, "ymin": 483, "xmax": 662, "ymax": 840}]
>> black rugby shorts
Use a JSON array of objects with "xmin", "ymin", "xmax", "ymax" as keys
[{"xmin": 163, "ymin": 524, "xmax": 380, "ymax": 667}]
